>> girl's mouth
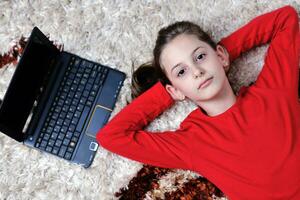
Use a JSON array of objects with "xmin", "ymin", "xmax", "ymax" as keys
[{"xmin": 198, "ymin": 77, "xmax": 213, "ymax": 89}]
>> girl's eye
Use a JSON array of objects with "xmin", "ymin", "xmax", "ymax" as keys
[
  {"xmin": 196, "ymin": 53, "xmax": 206, "ymax": 61},
  {"xmin": 177, "ymin": 68, "xmax": 186, "ymax": 77}
]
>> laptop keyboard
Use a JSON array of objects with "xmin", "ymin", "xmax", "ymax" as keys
[{"xmin": 35, "ymin": 56, "xmax": 108, "ymax": 160}]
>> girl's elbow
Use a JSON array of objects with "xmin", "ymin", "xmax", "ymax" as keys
[
  {"xmin": 96, "ymin": 128, "xmax": 110, "ymax": 147},
  {"xmin": 284, "ymin": 5, "xmax": 299, "ymax": 21}
]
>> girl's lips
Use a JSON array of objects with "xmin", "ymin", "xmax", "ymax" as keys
[{"xmin": 198, "ymin": 77, "xmax": 213, "ymax": 89}]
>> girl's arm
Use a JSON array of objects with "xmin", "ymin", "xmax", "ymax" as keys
[
  {"xmin": 96, "ymin": 82, "xmax": 194, "ymax": 170},
  {"xmin": 219, "ymin": 5, "xmax": 299, "ymax": 98}
]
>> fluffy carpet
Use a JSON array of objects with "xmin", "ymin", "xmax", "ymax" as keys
[{"xmin": 0, "ymin": 1, "xmax": 299, "ymax": 200}]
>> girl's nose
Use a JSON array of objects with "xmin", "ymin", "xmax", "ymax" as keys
[{"xmin": 192, "ymin": 66, "xmax": 204, "ymax": 79}]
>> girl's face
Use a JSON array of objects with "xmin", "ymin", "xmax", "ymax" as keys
[{"xmin": 160, "ymin": 34, "xmax": 230, "ymax": 104}]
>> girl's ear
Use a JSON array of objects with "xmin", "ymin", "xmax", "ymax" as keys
[
  {"xmin": 216, "ymin": 44, "xmax": 230, "ymax": 72},
  {"xmin": 165, "ymin": 84, "xmax": 185, "ymax": 101}
]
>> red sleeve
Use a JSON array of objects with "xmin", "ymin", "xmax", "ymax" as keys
[
  {"xmin": 219, "ymin": 5, "xmax": 300, "ymax": 99},
  {"xmin": 96, "ymin": 81, "xmax": 194, "ymax": 170}
]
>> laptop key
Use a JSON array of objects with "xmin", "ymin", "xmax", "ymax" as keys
[
  {"xmin": 58, "ymin": 133, "xmax": 65, "ymax": 140},
  {"xmin": 63, "ymin": 119, "xmax": 70, "ymax": 127},
  {"xmin": 74, "ymin": 92, "xmax": 81, "ymax": 99},
  {"xmin": 74, "ymin": 58, "xmax": 81, "ymax": 68},
  {"xmin": 74, "ymin": 111, "xmax": 81, "ymax": 118},
  {"xmin": 49, "ymin": 119, "xmax": 56, "ymax": 127},
  {"xmin": 69, "ymin": 141, "xmax": 76, "ymax": 148},
  {"xmin": 71, "ymin": 136, "xmax": 78, "ymax": 143},
  {"xmin": 59, "ymin": 112, "xmax": 67, "ymax": 119},
  {"xmin": 67, "ymin": 146, "xmax": 74, "ymax": 153},
  {"xmin": 40, "ymin": 146, "xmax": 46, "ymax": 151},
  {"xmin": 95, "ymin": 76, "xmax": 101, "ymax": 85},
  {"xmin": 90, "ymin": 91, "xmax": 97, "ymax": 97},
  {"xmin": 60, "ymin": 126, "xmax": 68, "ymax": 134},
  {"xmin": 58, "ymin": 99, "xmax": 64, "ymax": 107},
  {"xmin": 85, "ymin": 83, "xmax": 92, "ymax": 91},
  {"xmin": 68, "ymin": 73, "xmax": 75, "ymax": 80},
  {"xmin": 64, "ymin": 152, "xmax": 72, "ymax": 160},
  {"xmin": 86, "ymin": 100, "xmax": 93, "ymax": 107},
  {"xmin": 83, "ymin": 72, "xmax": 89, "ymax": 79},
  {"xmin": 88, "ymin": 96, "xmax": 95, "ymax": 102},
  {"xmin": 55, "ymin": 139, "xmax": 62, "ymax": 147},
  {"xmin": 46, "ymin": 146, "xmax": 52, "ymax": 153},
  {"xmin": 76, "ymin": 106, "xmax": 90, "ymax": 132},
  {"xmin": 71, "ymin": 98, "xmax": 79, "ymax": 106},
  {"xmin": 62, "ymin": 106, "xmax": 69, "ymax": 113},
  {"xmin": 60, "ymin": 92, "xmax": 67, "ymax": 100},
  {"xmin": 43, "ymin": 133, "xmax": 50, "ymax": 141},
  {"xmin": 48, "ymin": 139, "xmax": 55, "ymax": 147},
  {"xmin": 68, "ymin": 91, "xmax": 75, "ymax": 99},
  {"xmin": 52, "ymin": 147, "xmax": 59, "ymax": 155},
  {"xmin": 56, "ymin": 118, "xmax": 63, "ymax": 126},
  {"xmin": 40, "ymin": 140, "xmax": 47, "ymax": 148},
  {"xmin": 58, "ymin": 145, "xmax": 67, "ymax": 157},
  {"xmin": 63, "ymin": 138, "xmax": 70, "ymax": 146},
  {"xmin": 46, "ymin": 127, "xmax": 53, "ymax": 134},
  {"xmin": 68, "ymin": 125, "xmax": 75, "ymax": 132},
  {"xmin": 74, "ymin": 131, "xmax": 81, "ymax": 137},
  {"xmin": 76, "ymin": 104, "xmax": 84, "ymax": 112},
  {"xmin": 54, "ymin": 125, "xmax": 61, "ymax": 133},
  {"xmin": 52, "ymin": 113, "xmax": 59, "ymax": 120},
  {"xmin": 65, "ymin": 131, "xmax": 73, "ymax": 139},
  {"xmin": 71, "ymin": 117, "xmax": 79, "ymax": 125},
  {"xmin": 77, "ymin": 85, "xmax": 84, "ymax": 92},
  {"xmin": 88, "ymin": 78, "xmax": 94, "ymax": 85},
  {"xmin": 82, "ymin": 90, "xmax": 89, "ymax": 98},
  {"xmin": 66, "ymin": 113, "xmax": 72, "ymax": 120},
  {"xmin": 50, "ymin": 132, "xmax": 58, "ymax": 140},
  {"xmin": 69, "ymin": 106, "xmax": 76, "ymax": 113}
]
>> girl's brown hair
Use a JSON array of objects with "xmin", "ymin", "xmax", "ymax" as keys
[{"xmin": 131, "ymin": 21, "xmax": 217, "ymax": 99}]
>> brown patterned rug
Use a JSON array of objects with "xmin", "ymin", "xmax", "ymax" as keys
[
  {"xmin": 115, "ymin": 165, "xmax": 225, "ymax": 200},
  {"xmin": 0, "ymin": 37, "xmax": 26, "ymax": 68}
]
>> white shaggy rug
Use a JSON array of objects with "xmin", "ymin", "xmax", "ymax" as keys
[{"xmin": 0, "ymin": 1, "xmax": 299, "ymax": 199}]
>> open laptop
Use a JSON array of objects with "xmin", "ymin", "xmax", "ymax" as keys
[{"xmin": 0, "ymin": 27, "xmax": 126, "ymax": 168}]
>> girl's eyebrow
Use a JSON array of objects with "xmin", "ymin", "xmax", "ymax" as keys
[{"xmin": 171, "ymin": 46, "xmax": 206, "ymax": 73}]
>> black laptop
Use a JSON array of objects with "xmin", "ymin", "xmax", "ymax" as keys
[{"xmin": 0, "ymin": 27, "xmax": 126, "ymax": 168}]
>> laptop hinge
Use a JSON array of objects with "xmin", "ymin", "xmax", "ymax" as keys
[{"xmin": 23, "ymin": 57, "xmax": 63, "ymax": 139}]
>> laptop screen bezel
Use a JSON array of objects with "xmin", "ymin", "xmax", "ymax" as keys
[{"xmin": 0, "ymin": 27, "xmax": 59, "ymax": 142}]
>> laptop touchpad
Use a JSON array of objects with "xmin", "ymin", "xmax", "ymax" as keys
[{"xmin": 86, "ymin": 105, "xmax": 111, "ymax": 138}]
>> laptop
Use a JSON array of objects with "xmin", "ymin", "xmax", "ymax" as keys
[{"xmin": 0, "ymin": 27, "xmax": 126, "ymax": 168}]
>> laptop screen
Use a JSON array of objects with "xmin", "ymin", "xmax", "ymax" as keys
[{"xmin": 0, "ymin": 27, "xmax": 59, "ymax": 141}]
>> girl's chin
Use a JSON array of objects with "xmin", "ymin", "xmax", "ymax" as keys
[{"xmin": 195, "ymin": 88, "xmax": 220, "ymax": 101}]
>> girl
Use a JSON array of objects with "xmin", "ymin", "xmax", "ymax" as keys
[{"xmin": 97, "ymin": 5, "xmax": 300, "ymax": 200}]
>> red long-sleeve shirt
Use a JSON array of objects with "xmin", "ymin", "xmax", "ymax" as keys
[{"xmin": 97, "ymin": 5, "xmax": 300, "ymax": 200}]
